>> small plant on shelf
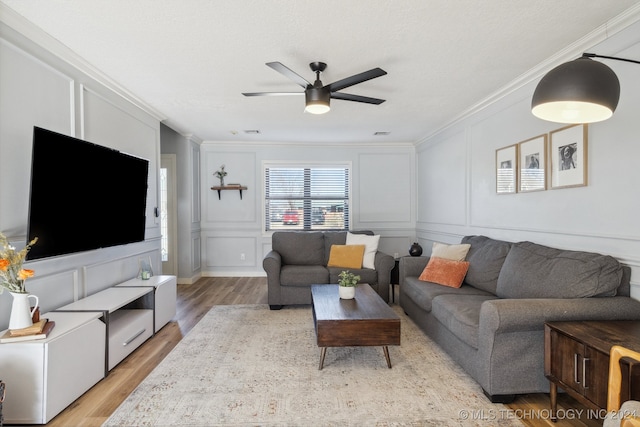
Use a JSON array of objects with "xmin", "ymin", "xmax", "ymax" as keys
[
  {"xmin": 214, "ymin": 164, "xmax": 227, "ymax": 186},
  {"xmin": 338, "ymin": 270, "xmax": 360, "ymax": 287}
]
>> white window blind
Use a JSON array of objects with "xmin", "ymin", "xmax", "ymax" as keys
[{"xmin": 264, "ymin": 164, "xmax": 350, "ymax": 231}]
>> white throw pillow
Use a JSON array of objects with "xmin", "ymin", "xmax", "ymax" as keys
[
  {"xmin": 346, "ymin": 232, "xmax": 380, "ymax": 269},
  {"xmin": 431, "ymin": 242, "xmax": 471, "ymax": 261}
]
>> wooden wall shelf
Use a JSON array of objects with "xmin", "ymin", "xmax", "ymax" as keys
[{"xmin": 211, "ymin": 185, "xmax": 247, "ymax": 199}]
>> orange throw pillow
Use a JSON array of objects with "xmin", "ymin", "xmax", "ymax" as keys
[
  {"xmin": 418, "ymin": 257, "xmax": 470, "ymax": 288},
  {"xmin": 327, "ymin": 244, "xmax": 366, "ymax": 269}
]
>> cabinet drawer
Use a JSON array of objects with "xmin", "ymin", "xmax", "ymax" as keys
[{"xmin": 108, "ymin": 309, "xmax": 153, "ymax": 370}]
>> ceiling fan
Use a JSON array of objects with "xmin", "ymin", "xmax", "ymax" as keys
[{"xmin": 242, "ymin": 61, "xmax": 387, "ymax": 114}]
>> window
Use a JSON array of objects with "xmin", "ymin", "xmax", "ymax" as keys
[{"xmin": 264, "ymin": 163, "xmax": 351, "ymax": 231}]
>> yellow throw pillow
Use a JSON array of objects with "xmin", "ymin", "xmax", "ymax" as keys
[
  {"xmin": 327, "ymin": 244, "xmax": 366, "ymax": 269},
  {"xmin": 418, "ymin": 256, "xmax": 470, "ymax": 288}
]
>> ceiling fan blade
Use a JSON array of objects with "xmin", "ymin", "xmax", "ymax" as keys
[
  {"xmin": 331, "ymin": 92, "xmax": 386, "ymax": 105},
  {"xmin": 326, "ymin": 67, "xmax": 387, "ymax": 92},
  {"xmin": 242, "ymin": 92, "xmax": 304, "ymax": 97},
  {"xmin": 266, "ymin": 62, "xmax": 311, "ymax": 88}
]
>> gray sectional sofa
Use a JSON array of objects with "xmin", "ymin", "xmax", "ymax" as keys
[
  {"xmin": 399, "ymin": 235, "xmax": 640, "ymax": 402},
  {"xmin": 264, "ymin": 230, "xmax": 395, "ymax": 309}
]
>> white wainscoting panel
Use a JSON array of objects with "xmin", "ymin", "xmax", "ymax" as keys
[
  {"xmin": 206, "ymin": 236, "xmax": 257, "ymax": 268},
  {"xmin": 204, "ymin": 151, "xmax": 256, "ymax": 224},
  {"xmin": 358, "ymin": 153, "xmax": 412, "ymax": 223},
  {"xmin": 0, "ymin": 38, "xmax": 74, "ymax": 234},
  {"xmin": 83, "ymin": 248, "xmax": 160, "ymax": 296},
  {"xmin": 417, "ymin": 130, "xmax": 467, "ymax": 226}
]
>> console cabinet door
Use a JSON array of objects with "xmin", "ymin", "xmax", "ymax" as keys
[
  {"xmin": 0, "ymin": 316, "xmax": 105, "ymax": 424},
  {"xmin": 552, "ymin": 331, "xmax": 587, "ymax": 393},
  {"xmin": 584, "ymin": 347, "xmax": 609, "ymax": 409},
  {"xmin": 549, "ymin": 329, "xmax": 610, "ymax": 409}
]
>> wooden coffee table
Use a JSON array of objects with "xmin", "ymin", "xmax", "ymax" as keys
[{"xmin": 311, "ymin": 284, "xmax": 401, "ymax": 370}]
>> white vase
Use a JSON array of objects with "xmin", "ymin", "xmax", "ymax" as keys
[
  {"xmin": 338, "ymin": 286, "xmax": 355, "ymax": 300},
  {"xmin": 9, "ymin": 292, "xmax": 39, "ymax": 330}
]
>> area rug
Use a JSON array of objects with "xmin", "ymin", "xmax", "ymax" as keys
[{"xmin": 103, "ymin": 304, "xmax": 523, "ymax": 426}]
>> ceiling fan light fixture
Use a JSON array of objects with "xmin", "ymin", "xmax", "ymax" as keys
[
  {"xmin": 531, "ymin": 56, "xmax": 620, "ymax": 123},
  {"xmin": 305, "ymin": 87, "xmax": 331, "ymax": 114},
  {"xmin": 243, "ymin": 61, "xmax": 386, "ymax": 113}
]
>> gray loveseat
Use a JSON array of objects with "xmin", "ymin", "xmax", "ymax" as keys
[
  {"xmin": 264, "ymin": 230, "xmax": 395, "ymax": 309},
  {"xmin": 399, "ymin": 235, "xmax": 640, "ymax": 402}
]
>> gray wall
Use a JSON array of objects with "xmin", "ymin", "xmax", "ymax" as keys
[
  {"xmin": 199, "ymin": 142, "xmax": 417, "ymax": 278},
  {"xmin": 0, "ymin": 14, "xmax": 162, "ymax": 328},
  {"xmin": 160, "ymin": 124, "xmax": 202, "ymax": 283},
  {"xmin": 415, "ymin": 20, "xmax": 640, "ymax": 300}
]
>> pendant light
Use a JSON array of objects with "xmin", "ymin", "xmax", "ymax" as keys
[{"xmin": 531, "ymin": 53, "xmax": 640, "ymax": 123}]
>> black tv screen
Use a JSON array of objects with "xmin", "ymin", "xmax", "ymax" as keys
[{"xmin": 27, "ymin": 127, "xmax": 149, "ymax": 260}]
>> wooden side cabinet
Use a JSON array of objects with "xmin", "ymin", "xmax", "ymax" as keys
[{"xmin": 544, "ymin": 321, "xmax": 640, "ymax": 420}]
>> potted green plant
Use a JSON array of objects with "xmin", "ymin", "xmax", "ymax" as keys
[{"xmin": 338, "ymin": 270, "xmax": 360, "ymax": 300}]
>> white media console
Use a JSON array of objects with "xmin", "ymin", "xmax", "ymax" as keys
[{"xmin": 0, "ymin": 275, "xmax": 177, "ymax": 424}]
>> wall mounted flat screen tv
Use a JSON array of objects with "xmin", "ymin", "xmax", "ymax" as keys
[{"xmin": 27, "ymin": 126, "xmax": 149, "ymax": 260}]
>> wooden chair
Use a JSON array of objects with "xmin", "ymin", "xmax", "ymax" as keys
[{"xmin": 603, "ymin": 345, "xmax": 640, "ymax": 427}]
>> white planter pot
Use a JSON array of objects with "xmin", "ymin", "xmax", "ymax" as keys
[{"xmin": 338, "ymin": 286, "xmax": 355, "ymax": 300}]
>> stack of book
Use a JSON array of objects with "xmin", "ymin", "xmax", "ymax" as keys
[{"xmin": 0, "ymin": 319, "xmax": 55, "ymax": 343}]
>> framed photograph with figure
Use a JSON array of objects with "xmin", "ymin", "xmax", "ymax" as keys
[
  {"xmin": 496, "ymin": 144, "xmax": 518, "ymax": 194},
  {"xmin": 549, "ymin": 124, "xmax": 588, "ymax": 189},
  {"xmin": 518, "ymin": 134, "xmax": 547, "ymax": 193}
]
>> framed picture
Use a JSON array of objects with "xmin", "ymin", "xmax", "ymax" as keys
[
  {"xmin": 549, "ymin": 124, "xmax": 588, "ymax": 189},
  {"xmin": 518, "ymin": 134, "xmax": 547, "ymax": 192},
  {"xmin": 496, "ymin": 144, "xmax": 517, "ymax": 194}
]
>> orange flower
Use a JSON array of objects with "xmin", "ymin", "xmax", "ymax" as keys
[
  {"xmin": 18, "ymin": 269, "xmax": 34, "ymax": 280},
  {"xmin": 0, "ymin": 259, "xmax": 8, "ymax": 271}
]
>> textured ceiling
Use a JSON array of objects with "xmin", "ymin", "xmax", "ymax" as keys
[{"xmin": 2, "ymin": 1, "xmax": 640, "ymax": 143}]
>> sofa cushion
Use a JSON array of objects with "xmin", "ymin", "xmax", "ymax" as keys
[
  {"xmin": 431, "ymin": 294, "xmax": 498, "ymax": 350},
  {"xmin": 280, "ymin": 265, "xmax": 329, "ymax": 286},
  {"xmin": 328, "ymin": 267, "xmax": 377, "ymax": 285},
  {"xmin": 323, "ymin": 231, "xmax": 372, "ymax": 265},
  {"xmin": 461, "ymin": 235, "xmax": 512, "ymax": 294},
  {"xmin": 346, "ymin": 232, "xmax": 380, "ymax": 269},
  {"xmin": 496, "ymin": 241, "xmax": 623, "ymax": 299},
  {"xmin": 327, "ymin": 245, "xmax": 365, "ymax": 269},
  {"xmin": 402, "ymin": 276, "xmax": 494, "ymax": 312},
  {"xmin": 273, "ymin": 232, "xmax": 325, "ymax": 265},
  {"xmin": 431, "ymin": 242, "xmax": 471, "ymax": 261},
  {"xmin": 418, "ymin": 257, "xmax": 470, "ymax": 288}
]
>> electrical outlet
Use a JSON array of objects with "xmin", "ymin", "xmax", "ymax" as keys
[
  {"xmin": 240, "ymin": 253, "xmax": 245, "ymax": 261},
  {"xmin": 394, "ymin": 252, "xmax": 399, "ymax": 259}
]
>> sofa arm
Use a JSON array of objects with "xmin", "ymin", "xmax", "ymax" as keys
[
  {"xmin": 399, "ymin": 256, "xmax": 429, "ymax": 286},
  {"xmin": 374, "ymin": 251, "xmax": 395, "ymax": 286},
  {"xmin": 263, "ymin": 250, "xmax": 282, "ymax": 283},
  {"xmin": 481, "ymin": 296, "xmax": 640, "ymax": 335}
]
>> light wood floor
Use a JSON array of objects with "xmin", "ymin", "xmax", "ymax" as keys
[{"xmin": 36, "ymin": 277, "xmax": 601, "ymax": 427}]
